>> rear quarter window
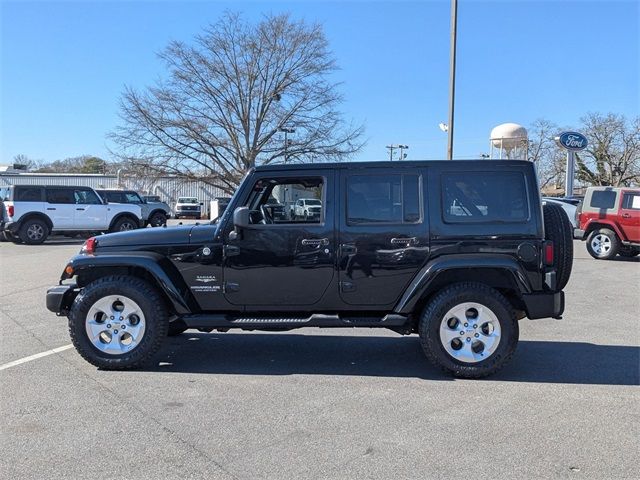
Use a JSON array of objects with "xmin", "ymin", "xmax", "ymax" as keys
[
  {"xmin": 442, "ymin": 171, "xmax": 529, "ymax": 223},
  {"xmin": 14, "ymin": 187, "xmax": 43, "ymax": 201},
  {"xmin": 589, "ymin": 190, "xmax": 617, "ymax": 209}
]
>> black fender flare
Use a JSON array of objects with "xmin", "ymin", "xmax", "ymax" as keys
[
  {"xmin": 12, "ymin": 212, "xmax": 53, "ymax": 232},
  {"xmin": 394, "ymin": 254, "xmax": 533, "ymax": 314},
  {"xmin": 108, "ymin": 212, "xmax": 141, "ymax": 231},
  {"xmin": 67, "ymin": 253, "xmax": 195, "ymax": 315}
]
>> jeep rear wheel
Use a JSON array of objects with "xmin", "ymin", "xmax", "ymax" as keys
[
  {"xmin": 586, "ymin": 228, "xmax": 619, "ymax": 260},
  {"xmin": 68, "ymin": 275, "xmax": 169, "ymax": 369},
  {"xmin": 19, "ymin": 218, "xmax": 49, "ymax": 245},
  {"xmin": 418, "ymin": 282, "xmax": 518, "ymax": 378},
  {"xmin": 543, "ymin": 202, "xmax": 573, "ymax": 290}
]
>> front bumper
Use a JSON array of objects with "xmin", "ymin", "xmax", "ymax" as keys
[
  {"xmin": 46, "ymin": 284, "xmax": 79, "ymax": 315},
  {"xmin": 522, "ymin": 291, "xmax": 564, "ymax": 320}
]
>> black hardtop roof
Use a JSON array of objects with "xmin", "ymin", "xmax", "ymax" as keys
[
  {"xmin": 12, "ymin": 184, "xmax": 96, "ymax": 189},
  {"xmin": 254, "ymin": 159, "xmax": 533, "ymax": 172}
]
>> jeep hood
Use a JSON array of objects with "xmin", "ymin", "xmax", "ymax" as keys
[{"xmin": 95, "ymin": 225, "xmax": 197, "ymax": 247}]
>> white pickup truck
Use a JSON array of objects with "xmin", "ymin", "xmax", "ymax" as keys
[{"xmin": 0, "ymin": 185, "xmax": 142, "ymax": 244}]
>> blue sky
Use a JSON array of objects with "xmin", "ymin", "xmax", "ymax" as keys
[{"xmin": 1, "ymin": 0, "xmax": 638, "ymax": 164}]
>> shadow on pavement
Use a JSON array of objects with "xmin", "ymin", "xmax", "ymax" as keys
[{"xmin": 151, "ymin": 333, "xmax": 639, "ymax": 386}]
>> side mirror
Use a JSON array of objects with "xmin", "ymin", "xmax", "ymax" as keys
[
  {"xmin": 229, "ymin": 206, "xmax": 249, "ymax": 241},
  {"xmin": 233, "ymin": 206, "xmax": 249, "ymax": 228}
]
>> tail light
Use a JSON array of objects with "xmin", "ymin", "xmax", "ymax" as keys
[
  {"xmin": 81, "ymin": 237, "xmax": 97, "ymax": 254},
  {"xmin": 544, "ymin": 241, "xmax": 554, "ymax": 266},
  {"xmin": 7, "ymin": 204, "xmax": 14, "ymax": 217}
]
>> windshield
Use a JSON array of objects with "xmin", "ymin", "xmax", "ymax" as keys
[
  {"xmin": 178, "ymin": 197, "xmax": 198, "ymax": 204},
  {"xmin": 306, "ymin": 199, "xmax": 322, "ymax": 205}
]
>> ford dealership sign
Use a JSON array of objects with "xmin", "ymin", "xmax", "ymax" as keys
[{"xmin": 557, "ymin": 131, "xmax": 588, "ymax": 151}]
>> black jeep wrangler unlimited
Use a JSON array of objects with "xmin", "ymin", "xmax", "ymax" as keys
[{"xmin": 46, "ymin": 161, "xmax": 572, "ymax": 378}]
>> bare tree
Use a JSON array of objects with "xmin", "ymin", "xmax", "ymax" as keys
[
  {"xmin": 110, "ymin": 13, "xmax": 364, "ymax": 194},
  {"xmin": 575, "ymin": 113, "xmax": 640, "ymax": 187},
  {"xmin": 527, "ymin": 119, "xmax": 566, "ymax": 188}
]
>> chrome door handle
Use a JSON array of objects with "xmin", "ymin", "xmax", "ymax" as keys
[
  {"xmin": 390, "ymin": 237, "xmax": 418, "ymax": 245},
  {"xmin": 301, "ymin": 238, "xmax": 329, "ymax": 247}
]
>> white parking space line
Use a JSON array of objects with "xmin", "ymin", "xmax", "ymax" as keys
[{"xmin": 0, "ymin": 344, "xmax": 73, "ymax": 372}]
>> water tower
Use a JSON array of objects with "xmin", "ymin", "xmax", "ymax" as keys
[{"xmin": 490, "ymin": 123, "xmax": 528, "ymax": 159}]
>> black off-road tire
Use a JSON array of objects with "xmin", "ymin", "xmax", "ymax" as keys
[
  {"xmin": 543, "ymin": 202, "xmax": 573, "ymax": 290},
  {"xmin": 418, "ymin": 282, "xmax": 519, "ymax": 379},
  {"xmin": 167, "ymin": 320, "xmax": 189, "ymax": 336},
  {"xmin": 68, "ymin": 275, "xmax": 169, "ymax": 370},
  {"xmin": 5, "ymin": 231, "xmax": 23, "ymax": 243},
  {"xmin": 110, "ymin": 216, "xmax": 138, "ymax": 233},
  {"xmin": 148, "ymin": 211, "xmax": 167, "ymax": 227},
  {"xmin": 19, "ymin": 218, "xmax": 49, "ymax": 245},
  {"xmin": 586, "ymin": 228, "xmax": 619, "ymax": 260}
]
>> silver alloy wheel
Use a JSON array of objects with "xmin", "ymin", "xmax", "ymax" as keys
[
  {"xmin": 85, "ymin": 295, "xmax": 146, "ymax": 355},
  {"xmin": 590, "ymin": 234, "xmax": 611, "ymax": 257},
  {"xmin": 119, "ymin": 221, "xmax": 136, "ymax": 231},
  {"xmin": 27, "ymin": 223, "xmax": 45, "ymax": 240},
  {"xmin": 439, "ymin": 302, "xmax": 501, "ymax": 363}
]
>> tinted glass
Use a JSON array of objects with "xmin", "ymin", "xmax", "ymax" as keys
[
  {"xmin": 590, "ymin": 190, "xmax": 617, "ymax": 209},
  {"xmin": 74, "ymin": 189, "xmax": 101, "ymax": 204},
  {"xmin": 347, "ymin": 174, "xmax": 421, "ymax": 224},
  {"xmin": 15, "ymin": 187, "xmax": 42, "ymax": 201},
  {"xmin": 124, "ymin": 192, "xmax": 142, "ymax": 203},
  {"xmin": 442, "ymin": 172, "xmax": 529, "ymax": 223},
  {"xmin": 46, "ymin": 188, "xmax": 75, "ymax": 204},
  {"xmin": 622, "ymin": 193, "xmax": 640, "ymax": 210}
]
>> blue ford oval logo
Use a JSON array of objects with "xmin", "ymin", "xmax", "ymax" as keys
[{"xmin": 558, "ymin": 131, "xmax": 588, "ymax": 151}]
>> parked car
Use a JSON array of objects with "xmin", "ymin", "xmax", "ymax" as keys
[
  {"xmin": 542, "ymin": 197, "xmax": 578, "ymax": 228},
  {"xmin": 0, "ymin": 185, "xmax": 142, "ymax": 244},
  {"xmin": 47, "ymin": 160, "xmax": 572, "ymax": 378},
  {"xmin": 174, "ymin": 196, "xmax": 202, "ymax": 219},
  {"xmin": 294, "ymin": 198, "xmax": 322, "ymax": 219},
  {"xmin": 574, "ymin": 186, "xmax": 640, "ymax": 259},
  {"xmin": 96, "ymin": 189, "xmax": 171, "ymax": 227}
]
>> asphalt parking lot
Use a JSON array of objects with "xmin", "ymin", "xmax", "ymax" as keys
[{"xmin": 1, "ymin": 227, "xmax": 638, "ymax": 479}]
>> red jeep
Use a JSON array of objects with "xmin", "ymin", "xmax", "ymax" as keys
[{"xmin": 575, "ymin": 187, "xmax": 640, "ymax": 259}]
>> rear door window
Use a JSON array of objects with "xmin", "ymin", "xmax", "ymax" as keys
[
  {"xmin": 442, "ymin": 171, "xmax": 529, "ymax": 223},
  {"xmin": 621, "ymin": 192, "xmax": 640, "ymax": 210},
  {"xmin": 346, "ymin": 174, "xmax": 422, "ymax": 225},
  {"xmin": 46, "ymin": 188, "xmax": 75, "ymax": 204}
]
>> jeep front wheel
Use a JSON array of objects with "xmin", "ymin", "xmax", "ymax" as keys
[
  {"xmin": 68, "ymin": 276, "xmax": 169, "ymax": 369},
  {"xmin": 418, "ymin": 283, "xmax": 518, "ymax": 378},
  {"xmin": 586, "ymin": 228, "xmax": 619, "ymax": 260}
]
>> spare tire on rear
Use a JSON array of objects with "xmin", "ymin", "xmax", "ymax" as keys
[{"xmin": 543, "ymin": 202, "xmax": 573, "ymax": 291}]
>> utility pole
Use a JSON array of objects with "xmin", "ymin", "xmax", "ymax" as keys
[
  {"xmin": 279, "ymin": 127, "xmax": 295, "ymax": 163},
  {"xmin": 447, "ymin": 0, "xmax": 458, "ymax": 160},
  {"xmin": 386, "ymin": 144, "xmax": 397, "ymax": 161}
]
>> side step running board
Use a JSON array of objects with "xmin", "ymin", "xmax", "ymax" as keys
[{"xmin": 180, "ymin": 313, "xmax": 409, "ymax": 330}]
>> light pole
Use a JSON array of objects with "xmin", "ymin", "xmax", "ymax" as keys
[
  {"xmin": 398, "ymin": 144, "xmax": 409, "ymax": 160},
  {"xmin": 386, "ymin": 144, "xmax": 397, "ymax": 161},
  {"xmin": 279, "ymin": 127, "xmax": 295, "ymax": 163},
  {"xmin": 447, "ymin": 0, "xmax": 458, "ymax": 160}
]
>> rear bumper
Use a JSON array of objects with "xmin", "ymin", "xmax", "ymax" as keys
[
  {"xmin": 573, "ymin": 228, "xmax": 585, "ymax": 240},
  {"xmin": 46, "ymin": 284, "xmax": 79, "ymax": 315},
  {"xmin": 523, "ymin": 291, "xmax": 565, "ymax": 320}
]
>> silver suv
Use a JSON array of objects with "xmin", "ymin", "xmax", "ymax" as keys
[{"xmin": 96, "ymin": 190, "xmax": 171, "ymax": 227}]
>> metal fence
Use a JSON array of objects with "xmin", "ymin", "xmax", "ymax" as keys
[{"xmin": 0, "ymin": 173, "xmax": 227, "ymax": 214}]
